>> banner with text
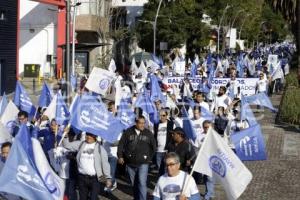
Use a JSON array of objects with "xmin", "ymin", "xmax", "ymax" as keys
[{"xmin": 166, "ymin": 77, "xmax": 258, "ymax": 96}]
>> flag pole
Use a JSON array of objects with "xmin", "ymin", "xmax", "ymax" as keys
[
  {"xmin": 181, "ymin": 127, "xmax": 212, "ymax": 194},
  {"xmin": 57, "ymin": 123, "xmax": 71, "ymax": 147}
]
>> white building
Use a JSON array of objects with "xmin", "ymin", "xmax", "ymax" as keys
[{"xmin": 19, "ymin": 0, "xmax": 57, "ymax": 78}]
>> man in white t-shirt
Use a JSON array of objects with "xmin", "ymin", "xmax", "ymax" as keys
[
  {"xmin": 210, "ymin": 86, "xmax": 232, "ymax": 114},
  {"xmin": 154, "ymin": 110, "xmax": 175, "ymax": 175},
  {"xmin": 153, "ymin": 152, "xmax": 201, "ymax": 200}
]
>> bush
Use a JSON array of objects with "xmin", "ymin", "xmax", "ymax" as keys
[
  {"xmin": 285, "ymin": 72, "xmax": 299, "ymax": 88},
  {"xmin": 278, "ymin": 87, "xmax": 300, "ymax": 125}
]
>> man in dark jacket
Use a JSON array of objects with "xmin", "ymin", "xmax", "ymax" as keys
[
  {"xmin": 117, "ymin": 115, "xmax": 156, "ymax": 200},
  {"xmin": 166, "ymin": 127, "xmax": 195, "ymax": 172}
]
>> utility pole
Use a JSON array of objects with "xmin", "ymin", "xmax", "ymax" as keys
[
  {"xmin": 66, "ymin": 0, "xmax": 71, "ymax": 102},
  {"xmin": 217, "ymin": 4, "xmax": 231, "ymax": 55},
  {"xmin": 153, "ymin": 0, "xmax": 163, "ymax": 56}
]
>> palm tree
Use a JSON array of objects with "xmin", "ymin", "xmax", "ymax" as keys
[{"xmin": 267, "ymin": 0, "xmax": 299, "ymax": 80}]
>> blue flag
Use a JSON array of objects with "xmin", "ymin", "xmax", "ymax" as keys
[
  {"xmin": 55, "ymin": 94, "xmax": 70, "ymax": 125},
  {"xmin": 190, "ymin": 62, "xmax": 197, "ymax": 77},
  {"xmin": 240, "ymin": 96, "xmax": 258, "ymax": 126},
  {"xmin": 70, "ymin": 94, "xmax": 123, "ymax": 143},
  {"xmin": 243, "ymin": 92, "xmax": 277, "ymax": 112},
  {"xmin": 69, "ymin": 93, "xmax": 81, "ymax": 115},
  {"xmin": 230, "ymin": 124, "xmax": 267, "ymax": 161},
  {"xmin": 38, "ymin": 82, "xmax": 52, "ymax": 107},
  {"xmin": 0, "ymin": 125, "xmax": 65, "ymax": 200},
  {"xmin": 14, "ymin": 81, "xmax": 36, "ymax": 118},
  {"xmin": 149, "ymin": 74, "xmax": 166, "ymax": 105},
  {"xmin": 117, "ymin": 98, "xmax": 136, "ymax": 129},
  {"xmin": 158, "ymin": 55, "xmax": 164, "ymax": 68},
  {"xmin": 181, "ymin": 107, "xmax": 197, "ymax": 141},
  {"xmin": 135, "ymin": 88, "xmax": 156, "ymax": 116},
  {"xmin": 200, "ymin": 106, "xmax": 215, "ymax": 121},
  {"xmin": 0, "ymin": 92, "xmax": 8, "ymax": 116},
  {"xmin": 152, "ymin": 54, "xmax": 162, "ymax": 68}
]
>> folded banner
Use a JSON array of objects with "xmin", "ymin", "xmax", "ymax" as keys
[
  {"xmin": 85, "ymin": 67, "xmax": 115, "ymax": 95},
  {"xmin": 230, "ymin": 124, "xmax": 267, "ymax": 161}
]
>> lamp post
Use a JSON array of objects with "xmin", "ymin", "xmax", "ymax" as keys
[
  {"xmin": 153, "ymin": 0, "xmax": 164, "ymax": 56},
  {"xmin": 71, "ymin": 1, "xmax": 81, "ymax": 76},
  {"xmin": 217, "ymin": 4, "xmax": 231, "ymax": 55},
  {"xmin": 230, "ymin": 9, "xmax": 244, "ymax": 30},
  {"xmin": 66, "ymin": 0, "xmax": 71, "ymax": 101}
]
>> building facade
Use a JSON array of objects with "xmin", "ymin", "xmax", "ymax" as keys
[{"xmin": 0, "ymin": 0, "xmax": 18, "ymax": 94}]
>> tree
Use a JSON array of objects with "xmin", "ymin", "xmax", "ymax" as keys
[
  {"xmin": 135, "ymin": 0, "xmax": 211, "ymax": 59},
  {"xmin": 266, "ymin": 0, "xmax": 299, "ymax": 78}
]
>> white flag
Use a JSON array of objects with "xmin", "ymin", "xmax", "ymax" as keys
[
  {"xmin": 85, "ymin": 67, "xmax": 115, "ymax": 95},
  {"xmin": 32, "ymin": 138, "xmax": 65, "ymax": 200},
  {"xmin": 43, "ymin": 94, "xmax": 57, "ymax": 122},
  {"xmin": 131, "ymin": 57, "xmax": 138, "ymax": 75},
  {"xmin": 193, "ymin": 128, "xmax": 252, "ymax": 200},
  {"xmin": 0, "ymin": 100, "xmax": 19, "ymax": 134},
  {"xmin": 137, "ymin": 61, "xmax": 148, "ymax": 78},
  {"xmin": 0, "ymin": 122, "xmax": 12, "ymax": 144},
  {"xmin": 108, "ymin": 59, "xmax": 116, "ymax": 74}
]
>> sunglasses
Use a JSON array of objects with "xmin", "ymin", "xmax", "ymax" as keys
[
  {"xmin": 160, "ymin": 115, "xmax": 167, "ymax": 117},
  {"xmin": 165, "ymin": 162, "xmax": 178, "ymax": 167}
]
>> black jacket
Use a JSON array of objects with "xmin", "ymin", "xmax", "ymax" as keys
[
  {"xmin": 154, "ymin": 120, "xmax": 174, "ymax": 150},
  {"xmin": 166, "ymin": 140, "xmax": 195, "ymax": 172},
  {"xmin": 117, "ymin": 126, "xmax": 156, "ymax": 166}
]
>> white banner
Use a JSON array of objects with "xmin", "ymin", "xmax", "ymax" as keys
[
  {"xmin": 85, "ymin": 67, "xmax": 115, "ymax": 95},
  {"xmin": 166, "ymin": 77, "xmax": 258, "ymax": 96}
]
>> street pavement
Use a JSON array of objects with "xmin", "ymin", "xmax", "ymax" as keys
[{"xmin": 21, "ymin": 80, "xmax": 300, "ymax": 200}]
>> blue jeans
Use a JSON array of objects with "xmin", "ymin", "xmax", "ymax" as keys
[
  {"xmin": 108, "ymin": 156, "xmax": 118, "ymax": 185},
  {"xmin": 126, "ymin": 164, "xmax": 149, "ymax": 200},
  {"xmin": 156, "ymin": 152, "xmax": 166, "ymax": 176},
  {"xmin": 204, "ymin": 176, "xmax": 215, "ymax": 200}
]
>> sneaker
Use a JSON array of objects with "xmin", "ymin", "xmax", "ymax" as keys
[
  {"xmin": 111, "ymin": 182, "xmax": 117, "ymax": 191},
  {"xmin": 104, "ymin": 182, "xmax": 117, "ymax": 193}
]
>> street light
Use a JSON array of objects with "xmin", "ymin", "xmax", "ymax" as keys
[
  {"xmin": 71, "ymin": 1, "xmax": 81, "ymax": 77},
  {"xmin": 217, "ymin": 4, "xmax": 231, "ymax": 55},
  {"xmin": 230, "ymin": 9, "xmax": 244, "ymax": 29},
  {"xmin": 153, "ymin": 0, "xmax": 164, "ymax": 56}
]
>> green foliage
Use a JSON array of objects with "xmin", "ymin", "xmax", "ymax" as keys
[
  {"xmin": 279, "ymin": 87, "xmax": 300, "ymax": 125},
  {"xmin": 278, "ymin": 69, "xmax": 300, "ymax": 125},
  {"xmin": 135, "ymin": 0, "xmax": 291, "ymax": 55}
]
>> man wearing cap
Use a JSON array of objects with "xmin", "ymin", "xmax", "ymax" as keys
[
  {"xmin": 166, "ymin": 127, "xmax": 195, "ymax": 172},
  {"xmin": 63, "ymin": 132, "xmax": 112, "ymax": 200},
  {"xmin": 117, "ymin": 115, "xmax": 156, "ymax": 200}
]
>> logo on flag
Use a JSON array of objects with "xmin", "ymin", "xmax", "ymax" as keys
[
  {"xmin": 99, "ymin": 79, "xmax": 110, "ymax": 90},
  {"xmin": 209, "ymin": 155, "xmax": 226, "ymax": 178}
]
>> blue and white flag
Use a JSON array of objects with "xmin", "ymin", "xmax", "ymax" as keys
[
  {"xmin": 43, "ymin": 94, "xmax": 70, "ymax": 125},
  {"xmin": 69, "ymin": 93, "xmax": 81, "ymax": 114},
  {"xmin": 70, "ymin": 94, "xmax": 123, "ymax": 143},
  {"xmin": 190, "ymin": 62, "xmax": 197, "ymax": 78},
  {"xmin": 0, "ymin": 125, "xmax": 65, "ymax": 200},
  {"xmin": 85, "ymin": 67, "xmax": 115, "ymax": 95},
  {"xmin": 38, "ymin": 82, "xmax": 52, "ymax": 107},
  {"xmin": 230, "ymin": 124, "xmax": 267, "ymax": 161},
  {"xmin": 192, "ymin": 127, "xmax": 252, "ymax": 200},
  {"xmin": 149, "ymin": 74, "xmax": 166, "ymax": 105},
  {"xmin": 240, "ymin": 102, "xmax": 257, "ymax": 126},
  {"xmin": 0, "ymin": 100, "xmax": 19, "ymax": 134},
  {"xmin": 151, "ymin": 54, "xmax": 162, "ymax": 68},
  {"xmin": 14, "ymin": 81, "xmax": 36, "ymax": 118},
  {"xmin": 243, "ymin": 92, "xmax": 277, "ymax": 112},
  {"xmin": 200, "ymin": 106, "xmax": 215, "ymax": 121},
  {"xmin": 135, "ymin": 89, "xmax": 156, "ymax": 126},
  {"xmin": 117, "ymin": 98, "xmax": 136, "ymax": 128},
  {"xmin": 0, "ymin": 92, "xmax": 8, "ymax": 116},
  {"xmin": 181, "ymin": 107, "xmax": 197, "ymax": 141}
]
